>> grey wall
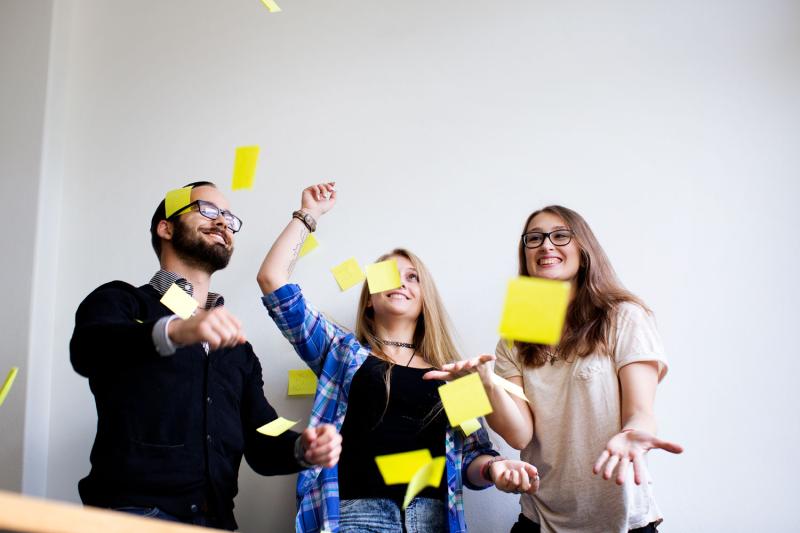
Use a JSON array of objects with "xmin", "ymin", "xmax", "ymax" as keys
[
  {"xmin": 3, "ymin": 1, "xmax": 799, "ymax": 532},
  {"xmin": 0, "ymin": 0, "xmax": 54, "ymax": 493}
]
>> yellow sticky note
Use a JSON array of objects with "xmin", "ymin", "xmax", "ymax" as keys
[
  {"xmin": 288, "ymin": 369, "xmax": 317, "ymax": 396},
  {"xmin": 438, "ymin": 373, "xmax": 493, "ymax": 427},
  {"xmin": 491, "ymin": 373, "xmax": 529, "ymax": 403},
  {"xmin": 299, "ymin": 234, "xmax": 319, "ymax": 258},
  {"xmin": 260, "ymin": 0, "xmax": 282, "ymax": 12},
  {"xmin": 232, "ymin": 145, "xmax": 260, "ymax": 190},
  {"xmin": 402, "ymin": 457, "xmax": 446, "ymax": 509},
  {"xmin": 165, "ymin": 187, "xmax": 192, "ymax": 218},
  {"xmin": 0, "ymin": 367, "xmax": 19, "ymax": 407},
  {"xmin": 160, "ymin": 283, "xmax": 199, "ymax": 320},
  {"xmin": 331, "ymin": 258, "xmax": 366, "ymax": 291},
  {"xmin": 498, "ymin": 276, "xmax": 571, "ymax": 345},
  {"xmin": 460, "ymin": 418, "xmax": 481, "ymax": 437},
  {"xmin": 374, "ymin": 449, "xmax": 433, "ymax": 485},
  {"xmin": 365, "ymin": 259, "xmax": 402, "ymax": 294},
  {"xmin": 256, "ymin": 417, "xmax": 298, "ymax": 436}
]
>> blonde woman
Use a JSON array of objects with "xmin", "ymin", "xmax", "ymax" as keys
[
  {"xmin": 257, "ymin": 182, "xmax": 539, "ymax": 533},
  {"xmin": 425, "ymin": 206, "xmax": 683, "ymax": 533}
]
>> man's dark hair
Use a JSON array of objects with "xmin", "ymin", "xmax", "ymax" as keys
[{"xmin": 150, "ymin": 181, "xmax": 216, "ymax": 260}]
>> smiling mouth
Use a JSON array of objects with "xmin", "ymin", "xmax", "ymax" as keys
[
  {"xmin": 202, "ymin": 230, "xmax": 227, "ymax": 245},
  {"xmin": 537, "ymin": 257, "xmax": 562, "ymax": 266},
  {"xmin": 387, "ymin": 292, "xmax": 410, "ymax": 300}
]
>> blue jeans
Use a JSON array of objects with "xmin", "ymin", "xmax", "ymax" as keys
[
  {"xmin": 339, "ymin": 497, "xmax": 447, "ymax": 533},
  {"xmin": 114, "ymin": 506, "xmax": 211, "ymax": 528}
]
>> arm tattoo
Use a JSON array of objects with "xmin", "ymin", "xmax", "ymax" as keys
[{"xmin": 287, "ymin": 227, "xmax": 309, "ymax": 277}]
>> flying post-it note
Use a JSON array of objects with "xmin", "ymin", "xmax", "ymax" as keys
[
  {"xmin": 498, "ymin": 276, "xmax": 571, "ymax": 345},
  {"xmin": 165, "ymin": 187, "xmax": 192, "ymax": 218},
  {"xmin": 374, "ymin": 449, "xmax": 434, "ymax": 485},
  {"xmin": 438, "ymin": 373, "xmax": 493, "ymax": 427},
  {"xmin": 331, "ymin": 258, "xmax": 366, "ymax": 291},
  {"xmin": 0, "ymin": 367, "xmax": 19, "ymax": 407},
  {"xmin": 299, "ymin": 234, "xmax": 319, "ymax": 258},
  {"xmin": 232, "ymin": 145, "xmax": 260, "ymax": 190},
  {"xmin": 288, "ymin": 369, "xmax": 317, "ymax": 396},
  {"xmin": 402, "ymin": 457, "xmax": 446, "ymax": 509},
  {"xmin": 160, "ymin": 283, "xmax": 199, "ymax": 320},
  {"xmin": 366, "ymin": 259, "xmax": 402, "ymax": 294},
  {"xmin": 260, "ymin": 0, "xmax": 282, "ymax": 12},
  {"xmin": 257, "ymin": 417, "xmax": 298, "ymax": 436},
  {"xmin": 460, "ymin": 418, "xmax": 481, "ymax": 437},
  {"xmin": 491, "ymin": 374, "xmax": 529, "ymax": 403}
]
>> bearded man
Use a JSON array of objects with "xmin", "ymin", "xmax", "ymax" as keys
[{"xmin": 70, "ymin": 181, "xmax": 341, "ymax": 530}]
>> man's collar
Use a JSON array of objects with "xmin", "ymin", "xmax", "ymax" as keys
[{"xmin": 149, "ymin": 269, "xmax": 224, "ymax": 309}]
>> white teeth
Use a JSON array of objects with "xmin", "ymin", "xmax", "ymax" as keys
[{"xmin": 538, "ymin": 257, "xmax": 561, "ymax": 265}]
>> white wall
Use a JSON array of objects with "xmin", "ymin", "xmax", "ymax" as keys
[{"xmin": 7, "ymin": 0, "xmax": 800, "ymax": 531}]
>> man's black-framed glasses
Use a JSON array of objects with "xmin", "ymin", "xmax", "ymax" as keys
[
  {"xmin": 170, "ymin": 200, "xmax": 243, "ymax": 233},
  {"xmin": 521, "ymin": 229, "xmax": 574, "ymax": 249}
]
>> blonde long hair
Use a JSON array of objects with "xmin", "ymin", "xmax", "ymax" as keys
[{"xmin": 355, "ymin": 248, "xmax": 461, "ymax": 368}]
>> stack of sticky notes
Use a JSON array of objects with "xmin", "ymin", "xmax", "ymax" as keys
[{"xmin": 498, "ymin": 276, "xmax": 570, "ymax": 345}]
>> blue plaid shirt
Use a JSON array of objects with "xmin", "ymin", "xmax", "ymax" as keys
[{"xmin": 263, "ymin": 284, "xmax": 498, "ymax": 533}]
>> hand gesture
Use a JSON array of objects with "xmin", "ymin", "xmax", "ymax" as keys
[
  {"xmin": 423, "ymin": 354, "xmax": 496, "ymax": 388},
  {"xmin": 491, "ymin": 459, "xmax": 540, "ymax": 495},
  {"xmin": 168, "ymin": 307, "xmax": 247, "ymax": 350},
  {"xmin": 300, "ymin": 424, "xmax": 342, "ymax": 468},
  {"xmin": 300, "ymin": 182, "xmax": 337, "ymax": 219},
  {"xmin": 593, "ymin": 429, "xmax": 684, "ymax": 485}
]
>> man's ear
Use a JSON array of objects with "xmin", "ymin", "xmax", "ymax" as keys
[{"xmin": 156, "ymin": 219, "xmax": 174, "ymax": 241}]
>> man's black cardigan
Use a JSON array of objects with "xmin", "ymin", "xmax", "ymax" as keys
[{"xmin": 70, "ymin": 281, "xmax": 302, "ymax": 530}]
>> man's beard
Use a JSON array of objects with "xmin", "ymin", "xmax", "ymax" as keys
[{"xmin": 171, "ymin": 218, "xmax": 233, "ymax": 273}]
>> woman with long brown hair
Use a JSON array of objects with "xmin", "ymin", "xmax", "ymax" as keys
[
  {"xmin": 256, "ymin": 182, "xmax": 540, "ymax": 533},
  {"xmin": 425, "ymin": 205, "xmax": 683, "ymax": 533}
]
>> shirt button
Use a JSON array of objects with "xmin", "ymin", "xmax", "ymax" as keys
[
  {"xmin": 206, "ymin": 396, "xmax": 212, "ymax": 404},
  {"xmin": 206, "ymin": 434, "xmax": 212, "ymax": 442},
  {"xmin": 190, "ymin": 504, "xmax": 199, "ymax": 513}
]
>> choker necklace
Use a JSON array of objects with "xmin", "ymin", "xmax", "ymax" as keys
[{"xmin": 378, "ymin": 339, "xmax": 416, "ymax": 350}]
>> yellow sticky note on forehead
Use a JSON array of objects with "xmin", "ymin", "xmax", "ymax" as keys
[
  {"xmin": 232, "ymin": 145, "xmax": 260, "ymax": 190},
  {"xmin": 165, "ymin": 187, "xmax": 192, "ymax": 218},
  {"xmin": 331, "ymin": 258, "xmax": 366, "ymax": 291},
  {"xmin": 366, "ymin": 259, "xmax": 402, "ymax": 294},
  {"xmin": 498, "ymin": 276, "xmax": 571, "ymax": 345},
  {"xmin": 299, "ymin": 234, "xmax": 319, "ymax": 258},
  {"xmin": 288, "ymin": 369, "xmax": 317, "ymax": 396},
  {"xmin": 260, "ymin": 0, "xmax": 282, "ymax": 12},
  {"xmin": 160, "ymin": 283, "xmax": 199, "ymax": 320},
  {"xmin": 438, "ymin": 373, "xmax": 493, "ymax": 427},
  {"xmin": 402, "ymin": 457, "xmax": 446, "ymax": 509},
  {"xmin": 257, "ymin": 417, "xmax": 298, "ymax": 436},
  {"xmin": 0, "ymin": 367, "xmax": 19, "ymax": 407},
  {"xmin": 374, "ymin": 449, "xmax": 433, "ymax": 485}
]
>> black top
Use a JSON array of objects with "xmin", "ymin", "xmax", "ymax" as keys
[
  {"xmin": 69, "ymin": 281, "xmax": 302, "ymax": 531},
  {"xmin": 338, "ymin": 356, "xmax": 448, "ymax": 504}
]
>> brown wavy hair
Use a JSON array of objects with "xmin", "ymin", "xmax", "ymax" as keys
[{"xmin": 515, "ymin": 206, "xmax": 647, "ymax": 367}]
